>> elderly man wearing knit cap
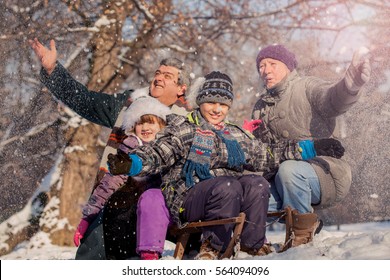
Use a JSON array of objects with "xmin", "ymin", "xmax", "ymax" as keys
[{"xmin": 247, "ymin": 44, "xmax": 371, "ymax": 250}]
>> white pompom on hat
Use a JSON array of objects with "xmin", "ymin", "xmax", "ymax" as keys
[{"xmin": 122, "ymin": 87, "xmax": 171, "ymax": 132}]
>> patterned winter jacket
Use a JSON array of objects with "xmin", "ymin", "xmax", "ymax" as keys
[
  {"xmin": 132, "ymin": 110, "xmax": 303, "ymax": 226},
  {"xmin": 252, "ymin": 70, "xmax": 361, "ymax": 209}
]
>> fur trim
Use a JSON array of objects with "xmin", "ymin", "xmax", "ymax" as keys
[
  {"xmin": 129, "ymin": 87, "xmax": 150, "ymax": 102},
  {"xmin": 121, "ymin": 94, "xmax": 171, "ymax": 133},
  {"xmin": 186, "ymin": 77, "xmax": 205, "ymax": 109}
]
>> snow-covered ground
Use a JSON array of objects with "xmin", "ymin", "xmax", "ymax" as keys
[
  {"xmin": 1, "ymin": 221, "xmax": 389, "ymax": 260},
  {"xmin": 2, "ymin": 222, "xmax": 389, "ymax": 280}
]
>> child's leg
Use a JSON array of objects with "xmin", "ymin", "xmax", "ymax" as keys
[
  {"xmin": 136, "ymin": 189, "xmax": 170, "ymax": 256},
  {"xmin": 238, "ymin": 174, "xmax": 270, "ymax": 250}
]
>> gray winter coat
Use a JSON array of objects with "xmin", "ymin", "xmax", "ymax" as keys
[{"xmin": 252, "ymin": 70, "xmax": 360, "ymax": 209}]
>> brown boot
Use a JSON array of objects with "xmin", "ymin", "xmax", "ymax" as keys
[
  {"xmin": 280, "ymin": 207, "xmax": 322, "ymax": 252},
  {"xmin": 194, "ymin": 239, "xmax": 220, "ymax": 260},
  {"xmin": 241, "ymin": 243, "xmax": 275, "ymax": 256}
]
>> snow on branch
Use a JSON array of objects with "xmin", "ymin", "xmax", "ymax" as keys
[
  {"xmin": 118, "ymin": 56, "xmax": 136, "ymax": 66},
  {"xmin": 23, "ymin": 77, "xmax": 41, "ymax": 86},
  {"xmin": 133, "ymin": 0, "xmax": 156, "ymax": 22},
  {"xmin": 62, "ymin": 38, "xmax": 91, "ymax": 69},
  {"xmin": 59, "ymin": 106, "xmax": 90, "ymax": 128},
  {"xmin": 66, "ymin": 26, "xmax": 100, "ymax": 33},
  {"xmin": 7, "ymin": 1, "xmax": 40, "ymax": 14},
  {"xmin": 0, "ymin": 120, "xmax": 58, "ymax": 150},
  {"xmin": 161, "ymin": 44, "xmax": 196, "ymax": 54}
]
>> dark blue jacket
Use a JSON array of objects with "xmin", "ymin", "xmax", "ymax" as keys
[{"xmin": 40, "ymin": 63, "xmax": 132, "ymax": 128}]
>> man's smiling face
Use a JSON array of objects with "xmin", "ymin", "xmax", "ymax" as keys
[{"xmin": 150, "ymin": 65, "xmax": 185, "ymax": 106}]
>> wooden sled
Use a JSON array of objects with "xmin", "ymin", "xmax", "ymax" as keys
[
  {"xmin": 171, "ymin": 208, "xmax": 292, "ymax": 260},
  {"xmin": 171, "ymin": 212, "xmax": 246, "ymax": 259}
]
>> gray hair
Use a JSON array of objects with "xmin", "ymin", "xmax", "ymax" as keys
[{"xmin": 160, "ymin": 58, "xmax": 191, "ymax": 91}]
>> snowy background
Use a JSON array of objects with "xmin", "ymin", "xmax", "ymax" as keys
[
  {"xmin": 1, "ymin": 220, "xmax": 389, "ymax": 260},
  {"xmin": 1, "ymin": 0, "xmax": 389, "ymax": 266}
]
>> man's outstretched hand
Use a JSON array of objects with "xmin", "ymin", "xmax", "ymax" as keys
[
  {"xmin": 345, "ymin": 48, "xmax": 371, "ymax": 92},
  {"xmin": 28, "ymin": 38, "xmax": 57, "ymax": 75}
]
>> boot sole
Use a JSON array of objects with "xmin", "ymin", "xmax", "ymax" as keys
[{"xmin": 314, "ymin": 219, "xmax": 323, "ymax": 235}]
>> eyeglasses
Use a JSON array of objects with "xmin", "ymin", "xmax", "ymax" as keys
[{"xmin": 154, "ymin": 70, "xmax": 178, "ymax": 83}]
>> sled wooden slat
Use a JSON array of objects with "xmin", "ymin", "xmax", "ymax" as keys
[
  {"xmin": 172, "ymin": 212, "xmax": 246, "ymax": 260},
  {"xmin": 267, "ymin": 210, "xmax": 287, "ymax": 218}
]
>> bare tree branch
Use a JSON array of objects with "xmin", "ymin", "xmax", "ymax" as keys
[{"xmin": 0, "ymin": 120, "xmax": 59, "ymax": 150}]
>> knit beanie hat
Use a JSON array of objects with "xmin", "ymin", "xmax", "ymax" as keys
[
  {"xmin": 122, "ymin": 88, "xmax": 171, "ymax": 132},
  {"xmin": 187, "ymin": 71, "xmax": 233, "ymax": 108},
  {"xmin": 256, "ymin": 45, "xmax": 298, "ymax": 72}
]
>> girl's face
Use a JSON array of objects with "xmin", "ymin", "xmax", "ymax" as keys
[
  {"xmin": 199, "ymin": 102, "xmax": 230, "ymax": 125},
  {"xmin": 134, "ymin": 117, "xmax": 162, "ymax": 143}
]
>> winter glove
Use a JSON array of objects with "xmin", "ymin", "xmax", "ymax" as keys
[
  {"xmin": 73, "ymin": 219, "xmax": 89, "ymax": 247},
  {"xmin": 345, "ymin": 48, "xmax": 371, "ymax": 92},
  {"xmin": 107, "ymin": 150, "xmax": 143, "ymax": 176},
  {"xmin": 242, "ymin": 119, "xmax": 262, "ymax": 133},
  {"xmin": 313, "ymin": 138, "xmax": 345, "ymax": 159},
  {"xmin": 298, "ymin": 140, "xmax": 317, "ymax": 160},
  {"xmin": 107, "ymin": 150, "xmax": 133, "ymax": 175}
]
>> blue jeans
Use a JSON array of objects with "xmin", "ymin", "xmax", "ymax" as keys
[{"xmin": 268, "ymin": 160, "xmax": 321, "ymax": 214}]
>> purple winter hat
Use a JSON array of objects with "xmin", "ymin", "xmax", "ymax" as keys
[{"xmin": 256, "ymin": 45, "xmax": 298, "ymax": 72}]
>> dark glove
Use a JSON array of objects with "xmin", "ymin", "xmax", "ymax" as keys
[
  {"xmin": 313, "ymin": 138, "xmax": 345, "ymax": 159},
  {"xmin": 107, "ymin": 150, "xmax": 133, "ymax": 175}
]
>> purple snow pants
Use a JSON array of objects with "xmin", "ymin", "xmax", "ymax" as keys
[
  {"xmin": 182, "ymin": 175, "xmax": 270, "ymax": 251},
  {"xmin": 136, "ymin": 189, "xmax": 171, "ymax": 254}
]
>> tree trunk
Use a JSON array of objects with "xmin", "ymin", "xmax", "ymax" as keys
[{"xmin": 47, "ymin": 3, "xmax": 130, "ymax": 246}]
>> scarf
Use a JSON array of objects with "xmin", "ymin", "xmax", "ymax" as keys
[{"xmin": 182, "ymin": 110, "xmax": 246, "ymax": 188}]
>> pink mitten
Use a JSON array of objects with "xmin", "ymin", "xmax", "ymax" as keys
[
  {"xmin": 242, "ymin": 119, "xmax": 262, "ymax": 133},
  {"xmin": 73, "ymin": 219, "xmax": 89, "ymax": 247}
]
